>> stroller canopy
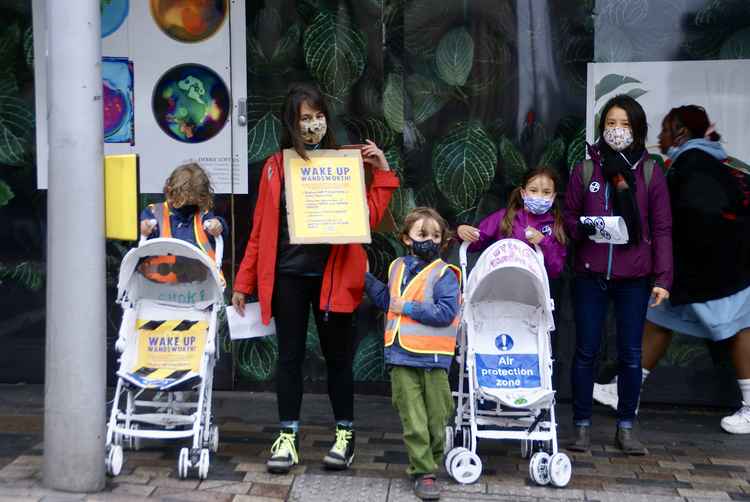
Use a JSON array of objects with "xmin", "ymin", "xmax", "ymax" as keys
[
  {"xmin": 465, "ymin": 239, "xmax": 551, "ymax": 326},
  {"xmin": 117, "ymin": 238, "xmax": 224, "ymax": 309}
]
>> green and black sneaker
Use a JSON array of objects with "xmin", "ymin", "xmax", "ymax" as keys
[
  {"xmin": 323, "ymin": 424, "xmax": 355, "ymax": 470},
  {"xmin": 266, "ymin": 428, "xmax": 299, "ymax": 474}
]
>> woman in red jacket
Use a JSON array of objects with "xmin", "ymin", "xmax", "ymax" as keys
[{"xmin": 231, "ymin": 83, "xmax": 399, "ymax": 474}]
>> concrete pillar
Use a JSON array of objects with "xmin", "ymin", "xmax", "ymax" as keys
[{"xmin": 43, "ymin": 0, "xmax": 106, "ymax": 492}]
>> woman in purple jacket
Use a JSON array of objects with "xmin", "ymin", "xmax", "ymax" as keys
[{"xmin": 565, "ymin": 95, "xmax": 672, "ymax": 455}]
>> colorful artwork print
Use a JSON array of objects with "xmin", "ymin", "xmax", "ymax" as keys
[
  {"xmin": 152, "ymin": 64, "xmax": 229, "ymax": 144},
  {"xmin": 150, "ymin": 0, "xmax": 227, "ymax": 43},
  {"xmin": 102, "ymin": 57, "xmax": 134, "ymax": 144},
  {"xmin": 101, "ymin": 0, "xmax": 129, "ymax": 38}
]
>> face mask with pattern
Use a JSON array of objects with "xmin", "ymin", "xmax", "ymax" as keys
[
  {"xmin": 299, "ymin": 117, "xmax": 327, "ymax": 145},
  {"xmin": 603, "ymin": 126, "xmax": 634, "ymax": 152}
]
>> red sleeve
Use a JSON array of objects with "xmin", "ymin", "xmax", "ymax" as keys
[
  {"xmin": 233, "ymin": 156, "xmax": 274, "ymax": 294},
  {"xmin": 366, "ymin": 168, "xmax": 400, "ymax": 227}
]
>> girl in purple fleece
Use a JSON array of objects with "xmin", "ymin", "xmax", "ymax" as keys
[{"xmin": 457, "ymin": 166, "xmax": 567, "ymax": 279}]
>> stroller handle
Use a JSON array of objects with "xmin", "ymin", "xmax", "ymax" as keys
[
  {"xmin": 139, "ymin": 232, "xmax": 224, "ymax": 274},
  {"xmin": 459, "ymin": 241, "xmax": 470, "ymax": 283}
]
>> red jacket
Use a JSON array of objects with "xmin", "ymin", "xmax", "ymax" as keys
[{"xmin": 234, "ymin": 151, "xmax": 400, "ymax": 325}]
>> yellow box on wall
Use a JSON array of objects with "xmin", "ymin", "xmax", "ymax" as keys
[{"xmin": 105, "ymin": 154, "xmax": 138, "ymax": 241}]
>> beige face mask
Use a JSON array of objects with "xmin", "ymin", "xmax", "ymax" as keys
[{"xmin": 299, "ymin": 117, "xmax": 327, "ymax": 145}]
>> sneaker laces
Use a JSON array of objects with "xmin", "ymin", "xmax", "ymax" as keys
[
  {"xmin": 331, "ymin": 428, "xmax": 352, "ymax": 455},
  {"xmin": 271, "ymin": 432, "xmax": 298, "ymax": 463},
  {"xmin": 730, "ymin": 403, "xmax": 750, "ymax": 421}
]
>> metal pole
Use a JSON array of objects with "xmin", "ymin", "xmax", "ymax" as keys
[{"xmin": 43, "ymin": 0, "xmax": 106, "ymax": 492}]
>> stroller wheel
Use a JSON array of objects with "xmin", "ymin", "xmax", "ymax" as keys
[
  {"xmin": 444, "ymin": 447, "xmax": 466, "ymax": 474},
  {"xmin": 520, "ymin": 439, "xmax": 532, "ymax": 459},
  {"xmin": 529, "ymin": 452, "xmax": 551, "ymax": 486},
  {"xmin": 198, "ymin": 448, "xmax": 210, "ymax": 480},
  {"xmin": 105, "ymin": 445, "xmax": 123, "ymax": 477},
  {"xmin": 177, "ymin": 447, "xmax": 191, "ymax": 479},
  {"xmin": 548, "ymin": 453, "xmax": 572, "ymax": 487},
  {"xmin": 444, "ymin": 426, "xmax": 454, "ymax": 453},
  {"xmin": 449, "ymin": 450, "xmax": 482, "ymax": 484}
]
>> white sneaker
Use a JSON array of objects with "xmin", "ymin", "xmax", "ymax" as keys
[
  {"xmin": 593, "ymin": 378, "xmax": 618, "ymax": 411},
  {"xmin": 720, "ymin": 403, "xmax": 750, "ymax": 434}
]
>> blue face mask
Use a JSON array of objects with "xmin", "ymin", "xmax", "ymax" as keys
[
  {"xmin": 522, "ymin": 195, "xmax": 554, "ymax": 215},
  {"xmin": 411, "ymin": 239, "xmax": 440, "ymax": 262}
]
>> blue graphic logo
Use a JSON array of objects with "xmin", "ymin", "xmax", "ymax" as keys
[{"xmin": 495, "ymin": 333, "xmax": 514, "ymax": 351}]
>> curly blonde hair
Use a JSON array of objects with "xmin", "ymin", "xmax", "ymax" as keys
[{"xmin": 163, "ymin": 163, "xmax": 214, "ymax": 211}]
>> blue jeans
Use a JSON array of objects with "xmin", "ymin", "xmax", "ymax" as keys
[{"xmin": 571, "ymin": 276, "xmax": 651, "ymax": 427}]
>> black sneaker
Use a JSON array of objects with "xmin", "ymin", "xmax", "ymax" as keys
[
  {"xmin": 323, "ymin": 424, "xmax": 355, "ymax": 469},
  {"xmin": 414, "ymin": 474, "xmax": 440, "ymax": 500},
  {"xmin": 266, "ymin": 428, "xmax": 299, "ymax": 474}
]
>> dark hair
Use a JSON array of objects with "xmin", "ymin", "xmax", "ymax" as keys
[
  {"xmin": 598, "ymin": 94, "xmax": 648, "ymax": 152},
  {"xmin": 399, "ymin": 207, "xmax": 452, "ymax": 251},
  {"xmin": 280, "ymin": 82, "xmax": 337, "ymax": 160},
  {"xmin": 501, "ymin": 167, "xmax": 566, "ymax": 246},
  {"xmin": 164, "ymin": 162, "xmax": 214, "ymax": 211},
  {"xmin": 664, "ymin": 105, "xmax": 721, "ymax": 142}
]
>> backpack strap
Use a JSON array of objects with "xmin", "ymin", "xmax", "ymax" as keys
[{"xmin": 582, "ymin": 159, "xmax": 594, "ymax": 189}]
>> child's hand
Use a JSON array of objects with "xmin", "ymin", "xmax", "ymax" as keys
[
  {"xmin": 457, "ymin": 225, "xmax": 480, "ymax": 242},
  {"xmin": 650, "ymin": 287, "xmax": 669, "ymax": 307},
  {"xmin": 204, "ymin": 218, "xmax": 223, "ymax": 237},
  {"xmin": 361, "ymin": 140, "xmax": 390, "ymax": 171},
  {"xmin": 525, "ymin": 226, "xmax": 544, "ymax": 245},
  {"xmin": 140, "ymin": 219, "xmax": 157, "ymax": 237},
  {"xmin": 390, "ymin": 297, "xmax": 405, "ymax": 314}
]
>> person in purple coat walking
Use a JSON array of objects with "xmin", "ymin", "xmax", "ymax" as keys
[{"xmin": 564, "ymin": 95, "xmax": 673, "ymax": 455}]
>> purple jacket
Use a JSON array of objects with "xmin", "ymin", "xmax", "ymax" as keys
[
  {"xmin": 467, "ymin": 208, "xmax": 567, "ymax": 279},
  {"xmin": 563, "ymin": 146, "xmax": 673, "ymax": 290}
]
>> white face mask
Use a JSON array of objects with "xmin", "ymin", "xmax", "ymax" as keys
[
  {"xmin": 299, "ymin": 117, "xmax": 327, "ymax": 145},
  {"xmin": 603, "ymin": 126, "xmax": 634, "ymax": 152}
]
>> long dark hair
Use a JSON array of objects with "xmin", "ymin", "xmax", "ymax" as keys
[
  {"xmin": 501, "ymin": 167, "xmax": 567, "ymax": 246},
  {"xmin": 664, "ymin": 105, "xmax": 721, "ymax": 143},
  {"xmin": 597, "ymin": 94, "xmax": 648, "ymax": 153},
  {"xmin": 280, "ymin": 82, "xmax": 336, "ymax": 160}
]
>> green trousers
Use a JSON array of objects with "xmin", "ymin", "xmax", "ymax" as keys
[{"xmin": 390, "ymin": 366, "xmax": 454, "ymax": 476}]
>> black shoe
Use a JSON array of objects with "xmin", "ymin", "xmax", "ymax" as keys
[
  {"xmin": 567, "ymin": 425, "xmax": 591, "ymax": 452},
  {"xmin": 323, "ymin": 424, "xmax": 355, "ymax": 469},
  {"xmin": 615, "ymin": 426, "xmax": 647, "ymax": 455},
  {"xmin": 266, "ymin": 428, "xmax": 299, "ymax": 474},
  {"xmin": 414, "ymin": 474, "xmax": 440, "ymax": 500}
]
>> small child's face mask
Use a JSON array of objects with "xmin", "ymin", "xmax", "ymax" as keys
[
  {"xmin": 403, "ymin": 218, "xmax": 443, "ymax": 261},
  {"xmin": 521, "ymin": 175, "xmax": 556, "ymax": 215}
]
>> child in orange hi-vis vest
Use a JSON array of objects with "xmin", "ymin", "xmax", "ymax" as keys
[
  {"xmin": 139, "ymin": 163, "xmax": 227, "ymax": 284},
  {"xmin": 365, "ymin": 207, "xmax": 461, "ymax": 501}
]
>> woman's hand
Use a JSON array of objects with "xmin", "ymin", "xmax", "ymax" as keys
[
  {"xmin": 457, "ymin": 225, "xmax": 480, "ymax": 243},
  {"xmin": 204, "ymin": 218, "xmax": 223, "ymax": 237},
  {"xmin": 650, "ymin": 287, "xmax": 669, "ymax": 307},
  {"xmin": 231, "ymin": 291, "xmax": 247, "ymax": 316},
  {"xmin": 361, "ymin": 140, "xmax": 390, "ymax": 171},
  {"xmin": 525, "ymin": 226, "xmax": 544, "ymax": 245},
  {"xmin": 140, "ymin": 219, "xmax": 157, "ymax": 237}
]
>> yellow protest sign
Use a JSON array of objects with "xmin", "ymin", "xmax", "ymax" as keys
[
  {"xmin": 283, "ymin": 148, "xmax": 371, "ymax": 244},
  {"xmin": 135, "ymin": 319, "xmax": 207, "ymax": 373}
]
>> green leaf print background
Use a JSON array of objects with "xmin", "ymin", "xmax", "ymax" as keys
[{"xmin": 0, "ymin": 0, "xmax": 748, "ymax": 406}]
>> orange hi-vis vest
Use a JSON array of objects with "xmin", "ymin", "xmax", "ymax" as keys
[
  {"xmin": 384, "ymin": 257, "xmax": 461, "ymax": 356},
  {"xmin": 140, "ymin": 202, "xmax": 221, "ymax": 284}
]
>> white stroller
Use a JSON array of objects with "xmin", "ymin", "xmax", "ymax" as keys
[
  {"xmin": 105, "ymin": 236, "xmax": 224, "ymax": 479},
  {"xmin": 445, "ymin": 239, "xmax": 572, "ymax": 487}
]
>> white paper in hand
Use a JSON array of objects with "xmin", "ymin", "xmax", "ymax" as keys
[
  {"xmin": 226, "ymin": 303, "xmax": 275, "ymax": 340},
  {"xmin": 580, "ymin": 216, "xmax": 629, "ymax": 245}
]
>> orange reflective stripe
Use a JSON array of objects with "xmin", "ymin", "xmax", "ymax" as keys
[
  {"xmin": 192, "ymin": 212, "xmax": 214, "ymax": 261},
  {"xmin": 159, "ymin": 202, "xmax": 172, "ymax": 238},
  {"xmin": 395, "ymin": 334, "xmax": 456, "ymax": 354}
]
